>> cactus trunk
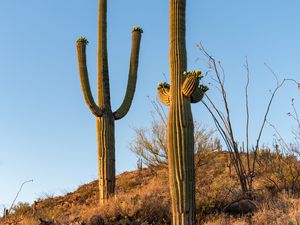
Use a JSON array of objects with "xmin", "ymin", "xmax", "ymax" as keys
[
  {"xmin": 96, "ymin": 115, "xmax": 115, "ymax": 202},
  {"xmin": 157, "ymin": 1, "xmax": 206, "ymax": 221},
  {"xmin": 76, "ymin": 0, "xmax": 142, "ymax": 204},
  {"xmin": 97, "ymin": 0, "xmax": 115, "ymax": 203},
  {"xmin": 167, "ymin": 0, "xmax": 195, "ymax": 224}
]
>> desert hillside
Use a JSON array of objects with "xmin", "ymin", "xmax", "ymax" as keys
[{"xmin": 2, "ymin": 151, "xmax": 300, "ymax": 225}]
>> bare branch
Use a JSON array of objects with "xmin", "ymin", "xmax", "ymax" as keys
[
  {"xmin": 264, "ymin": 63, "xmax": 279, "ymax": 85},
  {"xmin": 197, "ymin": 43, "xmax": 299, "ymax": 194},
  {"xmin": 8, "ymin": 179, "xmax": 33, "ymax": 214},
  {"xmin": 244, "ymin": 59, "xmax": 250, "ymax": 151}
]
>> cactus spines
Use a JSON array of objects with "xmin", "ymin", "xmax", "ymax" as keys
[
  {"xmin": 158, "ymin": 0, "xmax": 207, "ymax": 224},
  {"xmin": 76, "ymin": 0, "xmax": 142, "ymax": 204},
  {"xmin": 157, "ymin": 82, "xmax": 171, "ymax": 106}
]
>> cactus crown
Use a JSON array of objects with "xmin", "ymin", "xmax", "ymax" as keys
[
  {"xmin": 183, "ymin": 70, "xmax": 202, "ymax": 79},
  {"xmin": 77, "ymin": 37, "xmax": 89, "ymax": 45},
  {"xmin": 132, "ymin": 26, "xmax": 143, "ymax": 33},
  {"xmin": 157, "ymin": 82, "xmax": 170, "ymax": 89},
  {"xmin": 199, "ymin": 84, "xmax": 209, "ymax": 92}
]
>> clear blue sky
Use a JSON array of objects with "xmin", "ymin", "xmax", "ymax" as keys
[{"xmin": 0, "ymin": 0, "xmax": 299, "ymax": 209}]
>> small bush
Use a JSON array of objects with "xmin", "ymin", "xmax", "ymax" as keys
[{"xmin": 13, "ymin": 202, "xmax": 32, "ymax": 217}]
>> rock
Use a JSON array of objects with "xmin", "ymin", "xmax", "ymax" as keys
[
  {"xmin": 38, "ymin": 218, "xmax": 56, "ymax": 225},
  {"xmin": 224, "ymin": 199, "xmax": 257, "ymax": 216}
]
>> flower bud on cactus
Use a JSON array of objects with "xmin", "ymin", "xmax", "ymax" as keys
[
  {"xmin": 199, "ymin": 84, "xmax": 209, "ymax": 92},
  {"xmin": 132, "ymin": 26, "xmax": 143, "ymax": 33},
  {"xmin": 77, "ymin": 37, "xmax": 89, "ymax": 45}
]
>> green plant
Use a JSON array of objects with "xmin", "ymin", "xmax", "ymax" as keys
[
  {"xmin": 76, "ymin": 0, "xmax": 143, "ymax": 204},
  {"xmin": 157, "ymin": 0, "xmax": 207, "ymax": 224}
]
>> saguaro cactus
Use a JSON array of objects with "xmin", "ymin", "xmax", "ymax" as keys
[
  {"xmin": 157, "ymin": 0, "xmax": 207, "ymax": 224},
  {"xmin": 76, "ymin": 0, "xmax": 143, "ymax": 204}
]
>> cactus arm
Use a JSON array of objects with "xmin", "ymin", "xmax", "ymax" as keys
[
  {"xmin": 182, "ymin": 71, "xmax": 201, "ymax": 97},
  {"xmin": 190, "ymin": 87, "xmax": 204, "ymax": 103},
  {"xmin": 76, "ymin": 38, "xmax": 103, "ymax": 117},
  {"xmin": 113, "ymin": 28, "xmax": 143, "ymax": 120},
  {"xmin": 157, "ymin": 82, "xmax": 171, "ymax": 106},
  {"xmin": 191, "ymin": 85, "xmax": 208, "ymax": 103},
  {"xmin": 98, "ymin": 0, "xmax": 111, "ymax": 108}
]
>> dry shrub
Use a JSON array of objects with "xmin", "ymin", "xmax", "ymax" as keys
[
  {"xmin": 98, "ymin": 178, "xmax": 170, "ymax": 224},
  {"xmin": 251, "ymin": 201, "xmax": 290, "ymax": 225},
  {"xmin": 196, "ymin": 151, "xmax": 239, "ymax": 218},
  {"xmin": 288, "ymin": 199, "xmax": 300, "ymax": 224},
  {"xmin": 12, "ymin": 202, "xmax": 33, "ymax": 218},
  {"xmin": 78, "ymin": 175, "xmax": 170, "ymax": 224},
  {"xmin": 19, "ymin": 217, "xmax": 39, "ymax": 225},
  {"xmin": 257, "ymin": 148, "xmax": 300, "ymax": 196},
  {"xmin": 203, "ymin": 214, "xmax": 249, "ymax": 225}
]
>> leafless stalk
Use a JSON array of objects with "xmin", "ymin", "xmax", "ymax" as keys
[
  {"xmin": 245, "ymin": 58, "xmax": 250, "ymax": 181},
  {"xmin": 8, "ymin": 179, "xmax": 33, "ymax": 214}
]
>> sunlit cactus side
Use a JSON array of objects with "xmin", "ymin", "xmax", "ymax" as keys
[
  {"xmin": 156, "ymin": 0, "xmax": 207, "ymax": 224},
  {"xmin": 157, "ymin": 82, "xmax": 171, "ymax": 106},
  {"xmin": 76, "ymin": 0, "xmax": 143, "ymax": 204},
  {"xmin": 182, "ymin": 70, "xmax": 202, "ymax": 97}
]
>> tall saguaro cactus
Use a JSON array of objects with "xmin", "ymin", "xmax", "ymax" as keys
[
  {"xmin": 157, "ymin": 0, "xmax": 207, "ymax": 224},
  {"xmin": 76, "ymin": 0, "xmax": 143, "ymax": 204}
]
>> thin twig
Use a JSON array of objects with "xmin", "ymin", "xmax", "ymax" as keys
[
  {"xmin": 244, "ymin": 57, "xmax": 251, "ymax": 178},
  {"xmin": 8, "ymin": 179, "xmax": 33, "ymax": 214}
]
